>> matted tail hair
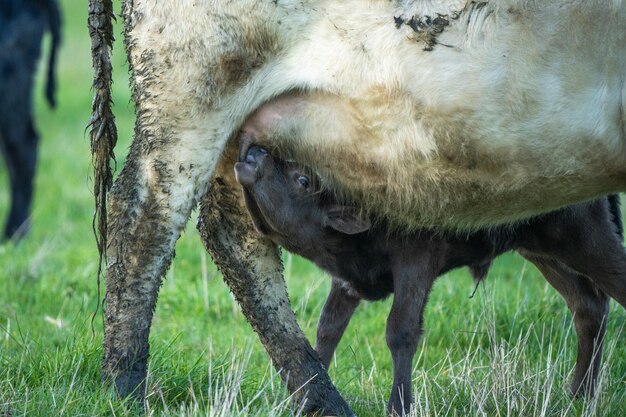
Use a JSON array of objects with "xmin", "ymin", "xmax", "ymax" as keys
[{"xmin": 88, "ymin": 0, "xmax": 117, "ymax": 325}]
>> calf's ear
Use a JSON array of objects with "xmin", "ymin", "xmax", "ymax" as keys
[{"xmin": 323, "ymin": 205, "xmax": 371, "ymax": 235}]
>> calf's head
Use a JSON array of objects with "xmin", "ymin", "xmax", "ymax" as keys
[{"xmin": 234, "ymin": 145, "xmax": 371, "ymax": 254}]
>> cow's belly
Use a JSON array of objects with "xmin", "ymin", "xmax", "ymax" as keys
[
  {"xmin": 252, "ymin": 0, "xmax": 626, "ymax": 229},
  {"xmin": 122, "ymin": 0, "xmax": 626, "ymax": 229}
]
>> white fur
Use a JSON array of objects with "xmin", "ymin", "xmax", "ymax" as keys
[{"xmin": 123, "ymin": 0, "xmax": 626, "ymax": 229}]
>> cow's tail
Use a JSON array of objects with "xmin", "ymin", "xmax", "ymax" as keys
[
  {"xmin": 608, "ymin": 194, "xmax": 623, "ymax": 240},
  {"xmin": 88, "ymin": 0, "xmax": 117, "ymax": 328},
  {"xmin": 43, "ymin": 0, "xmax": 61, "ymax": 108}
]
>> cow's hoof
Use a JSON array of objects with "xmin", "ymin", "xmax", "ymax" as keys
[{"xmin": 299, "ymin": 386, "xmax": 355, "ymax": 416}]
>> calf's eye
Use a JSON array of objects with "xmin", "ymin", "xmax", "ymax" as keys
[{"xmin": 297, "ymin": 175, "xmax": 310, "ymax": 188}]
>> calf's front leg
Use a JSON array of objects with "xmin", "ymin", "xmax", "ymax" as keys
[{"xmin": 316, "ymin": 278, "xmax": 361, "ymax": 370}]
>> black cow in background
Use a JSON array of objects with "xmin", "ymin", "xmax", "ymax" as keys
[{"xmin": 0, "ymin": 0, "xmax": 61, "ymax": 240}]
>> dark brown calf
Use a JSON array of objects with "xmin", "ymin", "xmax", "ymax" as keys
[{"xmin": 235, "ymin": 144, "xmax": 626, "ymax": 416}]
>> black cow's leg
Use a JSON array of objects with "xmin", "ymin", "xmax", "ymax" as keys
[
  {"xmin": 0, "ymin": 1, "xmax": 45, "ymax": 241},
  {"xmin": 0, "ymin": 24, "xmax": 41, "ymax": 241},
  {"xmin": 197, "ymin": 155, "xmax": 354, "ymax": 416},
  {"xmin": 522, "ymin": 254, "xmax": 609, "ymax": 397},
  {"xmin": 315, "ymin": 278, "xmax": 361, "ymax": 370},
  {"xmin": 0, "ymin": 112, "xmax": 38, "ymax": 240},
  {"xmin": 386, "ymin": 250, "xmax": 435, "ymax": 416}
]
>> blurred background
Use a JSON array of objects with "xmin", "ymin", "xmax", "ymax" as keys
[{"xmin": 0, "ymin": 1, "xmax": 624, "ymax": 416}]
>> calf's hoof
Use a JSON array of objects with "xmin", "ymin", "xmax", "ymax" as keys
[
  {"xmin": 387, "ymin": 397, "xmax": 410, "ymax": 417},
  {"xmin": 570, "ymin": 380, "xmax": 596, "ymax": 399}
]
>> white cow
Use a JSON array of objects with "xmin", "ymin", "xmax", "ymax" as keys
[{"xmin": 88, "ymin": 0, "xmax": 625, "ymax": 415}]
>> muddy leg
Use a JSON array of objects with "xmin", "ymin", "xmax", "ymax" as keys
[
  {"xmin": 315, "ymin": 278, "xmax": 361, "ymax": 370},
  {"xmin": 102, "ymin": 110, "xmax": 225, "ymax": 401},
  {"xmin": 386, "ymin": 251, "xmax": 435, "ymax": 416},
  {"xmin": 523, "ymin": 254, "xmax": 609, "ymax": 397},
  {"xmin": 197, "ymin": 157, "xmax": 354, "ymax": 417},
  {"xmin": 101, "ymin": 2, "xmax": 246, "ymax": 396}
]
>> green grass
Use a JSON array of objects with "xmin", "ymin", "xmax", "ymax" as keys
[{"xmin": 1, "ymin": 1, "xmax": 625, "ymax": 416}]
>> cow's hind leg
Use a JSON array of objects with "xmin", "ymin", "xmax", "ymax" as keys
[
  {"xmin": 197, "ymin": 151, "xmax": 354, "ymax": 417},
  {"xmin": 522, "ymin": 254, "xmax": 609, "ymax": 397},
  {"xmin": 102, "ymin": 119, "xmax": 354, "ymax": 415},
  {"xmin": 102, "ymin": 122, "xmax": 221, "ymax": 401}
]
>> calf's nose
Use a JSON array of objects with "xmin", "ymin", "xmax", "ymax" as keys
[{"xmin": 245, "ymin": 146, "xmax": 268, "ymax": 164}]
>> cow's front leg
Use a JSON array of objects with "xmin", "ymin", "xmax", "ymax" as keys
[
  {"xmin": 197, "ymin": 154, "xmax": 355, "ymax": 417},
  {"xmin": 103, "ymin": 121, "xmax": 220, "ymax": 401}
]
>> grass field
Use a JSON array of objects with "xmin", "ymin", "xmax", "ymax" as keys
[{"xmin": 1, "ymin": 1, "xmax": 625, "ymax": 416}]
